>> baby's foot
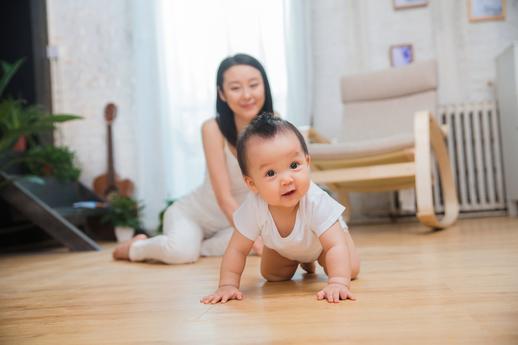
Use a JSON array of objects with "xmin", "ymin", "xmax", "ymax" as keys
[
  {"xmin": 301, "ymin": 262, "xmax": 316, "ymax": 274},
  {"xmin": 112, "ymin": 234, "xmax": 148, "ymax": 261}
]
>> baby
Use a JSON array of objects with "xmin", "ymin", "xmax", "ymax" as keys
[{"xmin": 201, "ymin": 113, "xmax": 360, "ymax": 304}]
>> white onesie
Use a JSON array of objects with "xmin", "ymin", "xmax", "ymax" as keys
[{"xmin": 233, "ymin": 182, "xmax": 347, "ymax": 263}]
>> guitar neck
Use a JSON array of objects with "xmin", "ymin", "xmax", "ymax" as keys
[{"xmin": 107, "ymin": 123, "xmax": 116, "ymax": 188}]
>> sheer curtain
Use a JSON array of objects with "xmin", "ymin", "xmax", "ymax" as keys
[{"xmin": 131, "ymin": 0, "xmax": 311, "ymax": 229}]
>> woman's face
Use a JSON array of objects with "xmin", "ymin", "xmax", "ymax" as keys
[{"xmin": 219, "ymin": 64, "xmax": 265, "ymax": 125}]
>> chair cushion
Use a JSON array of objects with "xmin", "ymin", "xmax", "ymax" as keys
[
  {"xmin": 342, "ymin": 91, "xmax": 436, "ymax": 142},
  {"xmin": 308, "ymin": 133, "xmax": 414, "ymax": 160},
  {"xmin": 341, "ymin": 60, "xmax": 437, "ymax": 103}
]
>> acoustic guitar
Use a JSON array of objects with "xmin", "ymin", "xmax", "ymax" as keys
[{"xmin": 93, "ymin": 103, "xmax": 134, "ymax": 199}]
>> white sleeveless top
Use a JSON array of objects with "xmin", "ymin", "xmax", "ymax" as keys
[{"xmin": 175, "ymin": 141, "xmax": 249, "ymax": 231}]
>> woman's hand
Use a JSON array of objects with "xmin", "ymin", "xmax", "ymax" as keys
[
  {"xmin": 316, "ymin": 283, "xmax": 355, "ymax": 303},
  {"xmin": 200, "ymin": 285, "xmax": 243, "ymax": 304}
]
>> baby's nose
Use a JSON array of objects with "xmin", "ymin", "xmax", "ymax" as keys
[{"xmin": 280, "ymin": 172, "xmax": 294, "ymax": 184}]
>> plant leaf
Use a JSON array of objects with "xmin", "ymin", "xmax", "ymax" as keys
[{"xmin": 0, "ymin": 59, "xmax": 25, "ymax": 97}]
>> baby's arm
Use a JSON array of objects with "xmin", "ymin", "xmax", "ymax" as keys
[
  {"xmin": 317, "ymin": 221, "xmax": 355, "ymax": 303},
  {"xmin": 200, "ymin": 230, "xmax": 254, "ymax": 304}
]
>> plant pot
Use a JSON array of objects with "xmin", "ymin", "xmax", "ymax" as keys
[
  {"xmin": 114, "ymin": 226, "xmax": 135, "ymax": 243},
  {"xmin": 13, "ymin": 135, "xmax": 27, "ymax": 152}
]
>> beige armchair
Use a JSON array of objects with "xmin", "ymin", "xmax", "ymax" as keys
[{"xmin": 309, "ymin": 60, "xmax": 459, "ymax": 229}]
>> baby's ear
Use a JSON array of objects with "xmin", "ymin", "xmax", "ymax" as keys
[
  {"xmin": 244, "ymin": 176, "xmax": 258, "ymax": 193},
  {"xmin": 305, "ymin": 154, "xmax": 311, "ymax": 166}
]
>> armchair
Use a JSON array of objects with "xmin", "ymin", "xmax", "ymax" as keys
[{"xmin": 308, "ymin": 60, "xmax": 459, "ymax": 229}]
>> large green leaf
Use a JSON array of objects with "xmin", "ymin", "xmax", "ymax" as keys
[{"xmin": 38, "ymin": 114, "xmax": 84, "ymax": 123}]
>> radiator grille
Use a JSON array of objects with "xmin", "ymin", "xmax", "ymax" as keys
[{"xmin": 434, "ymin": 101, "xmax": 506, "ymax": 213}]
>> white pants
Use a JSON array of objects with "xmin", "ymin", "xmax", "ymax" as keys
[{"xmin": 128, "ymin": 203, "xmax": 233, "ymax": 264}]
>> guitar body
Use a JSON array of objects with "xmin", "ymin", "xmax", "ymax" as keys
[
  {"xmin": 93, "ymin": 103, "xmax": 135, "ymax": 199},
  {"xmin": 93, "ymin": 174, "xmax": 134, "ymax": 199}
]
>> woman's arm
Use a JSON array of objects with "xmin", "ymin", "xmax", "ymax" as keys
[{"xmin": 201, "ymin": 119, "xmax": 239, "ymax": 226}]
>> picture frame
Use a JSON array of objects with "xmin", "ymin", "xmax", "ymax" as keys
[
  {"xmin": 389, "ymin": 44, "xmax": 414, "ymax": 67},
  {"xmin": 468, "ymin": 0, "xmax": 506, "ymax": 22},
  {"xmin": 393, "ymin": 0, "xmax": 428, "ymax": 10}
]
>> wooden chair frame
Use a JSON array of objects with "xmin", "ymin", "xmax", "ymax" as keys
[{"xmin": 310, "ymin": 111, "xmax": 459, "ymax": 229}]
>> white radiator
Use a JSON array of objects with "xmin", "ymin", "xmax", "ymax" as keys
[{"xmin": 434, "ymin": 101, "xmax": 506, "ymax": 213}]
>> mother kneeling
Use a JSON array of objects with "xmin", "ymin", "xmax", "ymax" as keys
[{"xmin": 113, "ymin": 53, "xmax": 272, "ymax": 264}]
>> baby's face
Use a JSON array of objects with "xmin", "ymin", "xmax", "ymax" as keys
[{"xmin": 244, "ymin": 131, "xmax": 311, "ymax": 210}]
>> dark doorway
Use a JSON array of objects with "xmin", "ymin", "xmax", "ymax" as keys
[
  {"xmin": 0, "ymin": 0, "xmax": 51, "ymax": 111},
  {"xmin": 0, "ymin": 0, "xmax": 56, "ymax": 252}
]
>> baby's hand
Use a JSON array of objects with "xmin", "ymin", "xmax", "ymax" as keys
[
  {"xmin": 316, "ymin": 283, "xmax": 356, "ymax": 303},
  {"xmin": 200, "ymin": 285, "xmax": 243, "ymax": 304}
]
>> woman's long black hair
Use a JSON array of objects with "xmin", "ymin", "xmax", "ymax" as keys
[{"xmin": 215, "ymin": 53, "xmax": 274, "ymax": 147}]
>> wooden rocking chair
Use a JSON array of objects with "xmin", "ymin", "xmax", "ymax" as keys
[{"xmin": 308, "ymin": 60, "xmax": 459, "ymax": 229}]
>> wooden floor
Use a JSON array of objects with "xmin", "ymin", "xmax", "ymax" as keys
[{"xmin": 1, "ymin": 216, "xmax": 517, "ymax": 345}]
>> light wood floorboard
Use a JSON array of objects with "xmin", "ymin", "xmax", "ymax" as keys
[{"xmin": 1, "ymin": 216, "xmax": 517, "ymax": 344}]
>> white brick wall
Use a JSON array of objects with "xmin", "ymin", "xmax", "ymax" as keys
[
  {"xmin": 311, "ymin": 0, "xmax": 518, "ymax": 139},
  {"xmin": 47, "ymin": 0, "xmax": 137, "ymax": 191}
]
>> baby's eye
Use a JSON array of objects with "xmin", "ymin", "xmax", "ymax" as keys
[
  {"xmin": 265, "ymin": 170, "xmax": 275, "ymax": 177},
  {"xmin": 290, "ymin": 162, "xmax": 300, "ymax": 169}
]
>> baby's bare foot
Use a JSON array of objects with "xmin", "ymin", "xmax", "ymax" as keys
[
  {"xmin": 112, "ymin": 234, "xmax": 148, "ymax": 261},
  {"xmin": 301, "ymin": 262, "xmax": 316, "ymax": 274}
]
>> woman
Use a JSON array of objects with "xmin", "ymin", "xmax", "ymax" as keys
[{"xmin": 113, "ymin": 53, "xmax": 272, "ymax": 263}]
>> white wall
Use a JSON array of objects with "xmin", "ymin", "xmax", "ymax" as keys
[
  {"xmin": 46, "ymin": 0, "xmax": 170, "ymax": 230},
  {"xmin": 311, "ymin": 0, "xmax": 518, "ymax": 140},
  {"xmin": 47, "ymin": 0, "xmax": 137, "ymax": 191}
]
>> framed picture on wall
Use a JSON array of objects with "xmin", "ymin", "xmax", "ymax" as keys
[
  {"xmin": 390, "ymin": 44, "xmax": 414, "ymax": 67},
  {"xmin": 468, "ymin": 0, "xmax": 506, "ymax": 22},
  {"xmin": 393, "ymin": 0, "xmax": 428, "ymax": 10}
]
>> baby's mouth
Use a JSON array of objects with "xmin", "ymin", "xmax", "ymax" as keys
[{"xmin": 281, "ymin": 189, "xmax": 296, "ymax": 197}]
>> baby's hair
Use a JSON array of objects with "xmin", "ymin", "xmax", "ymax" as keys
[{"xmin": 237, "ymin": 112, "xmax": 308, "ymax": 176}]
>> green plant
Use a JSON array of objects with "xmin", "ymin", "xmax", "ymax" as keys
[
  {"xmin": 0, "ymin": 59, "xmax": 82, "ymax": 168},
  {"xmin": 156, "ymin": 198, "xmax": 176, "ymax": 234},
  {"xmin": 0, "ymin": 99, "xmax": 82, "ymax": 153},
  {"xmin": 0, "ymin": 59, "xmax": 24, "ymax": 97},
  {"xmin": 25, "ymin": 145, "xmax": 81, "ymax": 182},
  {"xmin": 102, "ymin": 193, "xmax": 144, "ymax": 229}
]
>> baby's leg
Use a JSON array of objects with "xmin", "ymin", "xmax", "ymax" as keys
[
  {"xmin": 128, "ymin": 204, "xmax": 203, "ymax": 264},
  {"xmin": 317, "ymin": 229, "xmax": 360, "ymax": 279},
  {"xmin": 260, "ymin": 246, "xmax": 299, "ymax": 282},
  {"xmin": 300, "ymin": 262, "xmax": 316, "ymax": 274}
]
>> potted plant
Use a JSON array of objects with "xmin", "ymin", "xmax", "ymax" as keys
[
  {"xmin": 0, "ymin": 59, "xmax": 82, "ymax": 174},
  {"xmin": 25, "ymin": 145, "xmax": 81, "ymax": 182},
  {"xmin": 102, "ymin": 193, "xmax": 144, "ymax": 242}
]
